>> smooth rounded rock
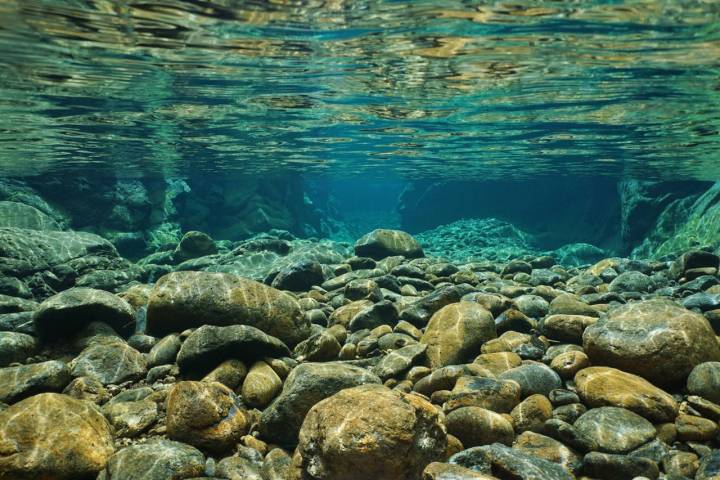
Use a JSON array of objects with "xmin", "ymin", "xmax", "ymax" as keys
[
  {"xmin": 354, "ymin": 229, "xmax": 424, "ymax": 260},
  {"xmin": 583, "ymin": 299, "xmax": 720, "ymax": 386},
  {"xmin": 0, "ymin": 331, "xmax": 36, "ymax": 367},
  {"xmin": 0, "ymin": 393, "xmax": 114, "ymax": 480},
  {"xmin": 33, "ymin": 287, "xmax": 136, "ymax": 339},
  {"xmin": 446, "ymin": 406, "xmax": 514, "ymax": 447},
  {"xmin": 420, "ymin": 301, "xmax": 496, "ymax": 369},
  {"xmin": 687, "ymin": 361, "xmax": 720, "ymax": 404},
  {"xmin": 297, "ymin": 384, "xmax": 446, "ymax": 480},
  {"xmin": 575, "ymin": 366, "xmax": 678, "ymax": 422},
  {"xmin": 166, "ymin": 381, "xmax": 250, "ymax": 452},
  {"xmin": 97, "ymin": 440, "xmax": 205, "ymax": 480},
  {"xmin": 573, "ymin": 407, "xmax": 657, "ymax": 454},
  {"xmin": 146, "ymin": 271, "xmax": 310, "ymax": 346}
]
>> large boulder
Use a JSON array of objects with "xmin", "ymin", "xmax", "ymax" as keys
[
  {"xmin": 298, "ymin": 384, "xmax": 446, "ymax": 480},
  {"xmin": 97, "ymin": 440, "xmax": 205, "ymax": 480},
  {"xmin": 583, "ymin": 299, "xmax": 720, "ymax": 386},
  {"xmin": 166, "ymin": 381, "xmax": 250, "ymax": 452},
  {"xmin": 33, "ymin": 288, "xmax": 136, "ymax": 339},
  {"xmin": 259, "ymin": 362, "xmax": 381, "ymax": 446},
  {"xmin": 0, "ymin": 393, "xmax": 114, "ymax": 480},
  {"xmin": 354, "ymin": 229, "xmax": 424, "ymax": 260},
  {"xmin": 146, "ymin": 271, "xmax": 309, "ymax": 346},
  {"xmin": 420, "ymin": 302, "xmax": 496, "ymax": 369}
]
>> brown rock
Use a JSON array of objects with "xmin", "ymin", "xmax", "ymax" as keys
[
  {"xmin": 0, "ymin": 393, "xmax": 114, "ymax": 480},
  {"xmin": 241, "ymin": 360, "xmax": 282, "ymax": 409},
  {"xmin": 166, "ymin": 381, "xmax": 249, "ymax": 452},
  {"xmin": 445, "ymin": 406, "xmax": 514, "ymax": 447},
  {"xmin": 421, "ymin": 302, "xmax": 496, "ymax": 369},
  {"xmin": 298, "ymin": 385, "xmax": 446, "ymax": 480},
  {"xmin": 575, "ymin": 366, "xmax": 678, "ymax": 422},
  {"xmin": 511, "ymin": 394, "xmax": 553, "ymax": 433},
  {"xmin": 550, "ymin": 351, "xmax": 590, "ymax": 379},
  {"xmin": 675, "ymin": 414, "xmax": 719, "ymax": 442}
]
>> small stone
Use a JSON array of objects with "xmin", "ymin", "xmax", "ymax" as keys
[
  {"xmin": 542, "ymin": 315, "xmax": 596, "ymax": 344},
  {"xmin": 372, "ymin": 343, "xmax": 427, "ymax": 380},
  {"xmin": 33, "ymin": 287, "xmax": 135, "ymax": 339},
  {"xmin": 241, "ymin": 360, "xmax": 282, "ymax": 409},
  {"xmin": 259, "ymin": 362, "xmax": 381, "ymax": 446},
  {"xmin": 550, "ymin": 351, "xmax": 590, "ymax": 379},
  {"xmin": 354, "ymin": 229, "xmax": 424, "ymax": 260},
  {"xmin": 272, "ymin": 260, "xmax": 324, "ymax": 291},
  {"xmin": 174, "ymin": 230, "xmax": 217, "ymax": 261},
  {"xmin": 511, "ymin": 394, "xmax": 553, "ymax": 433},
  {"xmin": 514, "ymin": 431, "xmax": 581, "ymax": 473},
  {"xmin": 62, "ymin": 376, "xmax": 110, "ymax": 404},
  {"xmin": 662, "ymin": 451, "xmax": 699, "ymax": 478},
  {"xmin": 473, "ymin": 352, "xmax": 522, "ymax": 376},
  {"xmin": 422, "ymin": 462, "xmax": 496, "ymax": 479},
  {"xmin": 147, "ymin": 334, "xmax": 181, "ymax": 367},
  {"xmin": 498, "ymin": 362, "xmax": 562, "ymax": 398},
  {"xmin": 203, "ymin": 359, "xmax": 248, "ymax": 390},
  {"xmin": 475, "ymin": 443, "xmax": 574, "ymax": 480},
  {"xmin": 549, "ymin": 294, "xmax": 599, "ymax": 317},
  {"xmin": 695, "ymin": 450, "xmax": 720, "ymax": 480},
  {"xmin": 70, "ymin": 339, "xmax": 146, "ymax": 385},
  {"xmin": 216, "ymin": 455, "xmax": 263, "ymax": 480},
  {"xmin": 293, "ymin": 331, "xmax": 341, "ymax": 362},
  {"xmin": 445, "ymin": 376, "xmax": 521, "ymax": 414},
  {"xmin": 102, "ymin": 399, "xmax": 158, "ymax": 437}
]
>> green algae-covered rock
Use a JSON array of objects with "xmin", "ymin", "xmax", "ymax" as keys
[{"xmin": 0, "ymin": 201, "xmax": 60, "ymax": 230}]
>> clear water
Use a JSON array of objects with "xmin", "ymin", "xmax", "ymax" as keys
[{"xmin": 1, "ymin": 0, "xmax": 719, "ymax": 179}]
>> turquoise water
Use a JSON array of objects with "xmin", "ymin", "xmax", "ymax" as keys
[{"xmin": 1, "ymin": 0, "xmax": 719, "ymax": 179}]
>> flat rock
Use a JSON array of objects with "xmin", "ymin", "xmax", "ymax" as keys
[
  {"xmin": 298, "ymin": 384, "xmax": 446, "ymax": 480},
  {"xmin": 422, "ymin": 462, "xmax": 497, "ymax": 479},
  {"xmin": 176, "ymin": 324, "xmax": 290, "ymax": 374},
  {"xmin": 573, "ymin": 406, "xmax": 656, "ymax": 454},
  {"xmin": 146, "ymin": 271, "xmax": 309, "ymax": 346},
  {"xmin": 583, "ymin": 299, "xmax": 720, "ymax": 386},
  {"xmin": 0, "ymin": 393, "xmax": 114, "ymax": 480},
  {"xmin": 259, "ymin": 362, "xmax": 381, "ymax": 446},
  {"xmin": 372, "ymin": 343, "xmax": 427, "ymax": 380},
  {"xmin": 97, "ymin": 440, "xmax": 205, "ymax": 480},
  {"xmin": 33, "ymin": 287, "xmax": 136, "ymax": 339},
  {"xmin": 575, "ymin": 366, "xmax": 678, "ymax": 422}
]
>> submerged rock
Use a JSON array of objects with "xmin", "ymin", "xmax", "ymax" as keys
[
  {"xmin": 583, "ymin": 298, "xmax": 720, "ymax": 386},
  {"xmin": 297, "ymin": 384, "xmax": 446, "ymax": 480},
  {"xmin": 33, "ymin": 287, "xmax": 136, "ymax": 339},
  {"xmin": 354, "ymin": 229, "xmax": 424, "ymax": 260},
  {"xmin": 0, "ymin": 393, "xmax": 114, "ymax": 480},
  {"xmin": 97, "ymin": 440, "xmax": 205, "ymax": 480},
  {"xmin": 146, "ymin": 271, "xmax": 310, "ymax": 346}
]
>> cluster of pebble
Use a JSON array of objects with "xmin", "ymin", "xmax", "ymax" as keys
[{"xmin": 0, "ymin": 228, "xmax": 719, "ymax": 480}]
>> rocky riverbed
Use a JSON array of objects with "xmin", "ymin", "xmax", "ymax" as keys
[{"xmin": 1, "ymin": 227, "xmax": 720, "ymax": 480}]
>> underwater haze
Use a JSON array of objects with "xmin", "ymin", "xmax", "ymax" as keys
[{"xmin": 2, "ymin": 4, "xmax": 720, "ymax": 480}]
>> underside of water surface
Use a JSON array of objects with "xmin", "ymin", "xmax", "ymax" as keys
[{"xmin": 1, "ymin": 2, "xmax": 720, "ymax": 480}]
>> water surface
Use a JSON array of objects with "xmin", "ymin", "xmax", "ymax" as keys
[{"xmin": 0, "ymin": 1, "xmax": 718, "ymax": 179}]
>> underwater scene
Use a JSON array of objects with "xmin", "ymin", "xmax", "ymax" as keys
[{"xmin": 1, "ymin": 1, "xmax": 720, "ymax": 479}]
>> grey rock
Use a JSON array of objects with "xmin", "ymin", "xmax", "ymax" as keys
[
  {"xmin": 573, "ymin": 407, "xmax": 656, "ymax": 454},
  {"xmin": 475, "ymin": 443, "xmax": 574, "ymax": 480},
  {"xmin": 0, "ymin": 332, "xmax": 36, "ymax": 367},
  {"xmin": 498, "ymin": 363, "xmax": 562, "ymax": 398},
  {"xmin": 97, "ymin": 440, "xmax": 205, "ymax": 480},
  {"xmin": 0, "ymin": 360, "xmax": 71, "ymax": 403},
  {"xmin": 70, "ymin": 339, "xmax": 147, "ymax": 385},
  {"xmin": 582, "ymin": 452, "xmax": 659, "ymax": 480},
  {"xmin": 176, "ymin": 324, "xmax": 290, "ymax": 374},
  {"xmin": 687, "ymin": 361, "xmax": 720, "ymax": 404}
]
